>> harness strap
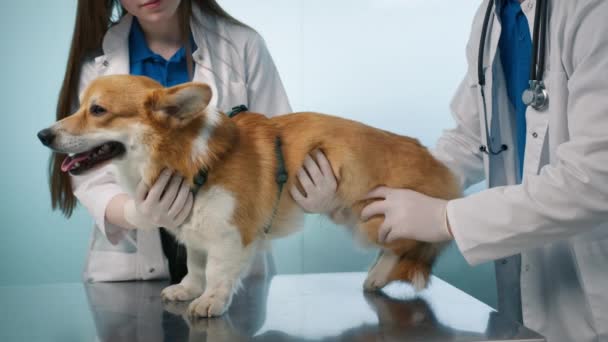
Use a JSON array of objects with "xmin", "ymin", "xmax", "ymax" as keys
[
  {"xmin": 190, "ymin": 105, "xmax": 288, "ymax": 234},
  {"xmin": 191, "ymin": 168, "xmax": 208, "ymax": 194},
  {"xmin": 190, "ymin": 105, "xmax": 248, "ymax": 193},
  {"xmin": 264, "ymin": 137, "xmax": 288, "ymax": 234},
  {"xmin": 228, "ymin": 104, "xmax": 248, "ymax": 118}
]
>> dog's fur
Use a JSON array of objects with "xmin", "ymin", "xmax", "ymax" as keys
[{"xmin": 41, "ymin": 75, "xmax": 460, "ymax": 318}]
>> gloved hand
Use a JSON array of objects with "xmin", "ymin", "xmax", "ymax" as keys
[
  {"xmin": 124, "ymin": 169, "xmax": 194, "ymax": 230},
  {"xmin": 289, "ymin": 150, "xmax": 340, "ymax": 214},
  {"xmin": 361, "ymin": 187, "xmax": 453, "ymax": 243}
]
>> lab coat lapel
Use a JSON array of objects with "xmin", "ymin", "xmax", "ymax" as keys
[
  {"xmin": 191, "ymin": 46, "xmax": 220, "ymax": 110},
  {"xmin": 190, "ymin": 8, "xmax": 220, "ymax": 109},
  {"xmin": 95, "ymin": 15, "xmax": 132, "ymax": 76},
  {"xmin": 479, "ymin": 2, "xmax": 502, "ymax": 185},
  {"xmin": 521, "ymin": 0, "xmax": 550, "ymax": 176}
]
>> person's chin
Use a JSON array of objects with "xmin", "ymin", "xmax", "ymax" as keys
[{"xmin": 138, "ymin": 11, "xmax": 174, "ymax": 24}]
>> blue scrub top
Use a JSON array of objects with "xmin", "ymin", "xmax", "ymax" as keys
[
  {"xmin": 499, "ymin": 0, "xmax": 532, "ymax": 178},
  {"xmin": 128, "ymin": 18, "xmax": 196, "ymax": 87}
]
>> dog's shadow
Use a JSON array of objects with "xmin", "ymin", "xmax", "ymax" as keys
[
  {"xmin": 249, "ymin": 291, "xmax": 469, "ymax": 342},
  {"xmin": 163, "ymin": 283, "xmax": 489, "ymax": 342}
]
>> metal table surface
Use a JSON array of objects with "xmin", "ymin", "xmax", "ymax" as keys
[{"xmin": 0, "ymin": 272, "xmax": 544, "ymax": 342}]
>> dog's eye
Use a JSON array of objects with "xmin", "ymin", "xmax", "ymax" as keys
[{"xmin": 90, "ymin": 104, "xmax": 107, "ymax": 116}]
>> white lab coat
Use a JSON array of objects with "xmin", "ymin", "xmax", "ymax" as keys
[
  {"xmin": 73, "ymin": 4, "xmax": 291, "ymax": 283},
  {"xmin": 433, "ymin": 1, "xmax": 608, "ymax": 341}
]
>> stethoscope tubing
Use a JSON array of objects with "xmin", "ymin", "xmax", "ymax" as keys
[{"xmin": 477, "ymin": 0, "xmax": 548, "ymax": 156}]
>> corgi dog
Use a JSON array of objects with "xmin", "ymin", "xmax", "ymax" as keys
[{"xmin": 38, "ymin": 75, "xmax": 460, "ymax": 318}]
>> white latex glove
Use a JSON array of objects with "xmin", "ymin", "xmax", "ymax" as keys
[
  {"xmin": 289, "ymin": 150, "xmax": 339, "ymax": 214},
  {"xmin": 124, "ymin": 169, "xmax": 194, "ymax": 230},
  {"xmin": 361, "ymin": 187, "xmax": 453, "ymax": 243}
]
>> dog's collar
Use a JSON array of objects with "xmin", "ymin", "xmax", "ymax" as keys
[{"xmin": 190, "ymin": 105, "xmax": 288, "ymax": 234}]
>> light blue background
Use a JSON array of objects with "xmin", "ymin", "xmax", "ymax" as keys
[{"xmin": 0, "ymin": 0, "xmax": 496, "ymax": 307}]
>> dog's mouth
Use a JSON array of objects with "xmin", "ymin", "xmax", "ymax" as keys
[{"xmin": 61, "ymin": 142, "xmax": 126, "ymax": 175}]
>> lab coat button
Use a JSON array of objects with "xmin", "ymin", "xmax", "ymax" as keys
[
  {"xmin": 532, "ymin": 132, "xmax": 538, "ymax": 138},
  {"xmin": 525, "ymin": 265, "xmax": 530, "ymax": 272},
  {"xmin": 102, "ymin": 60, "xmax": 109, "ymax": 67},
  {"xmin": 149, "ymin": 267, "xmax": 155, "ymax": 273}
]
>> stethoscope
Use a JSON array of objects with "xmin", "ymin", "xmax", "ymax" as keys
[{"xmin": 478, "ymin": 0, "xmax": 549, "ymax": 155}]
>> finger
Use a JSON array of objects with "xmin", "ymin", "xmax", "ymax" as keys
[
  {"xmin": 135, "ymin": 179, "xmax": 150, "ymax": 203},
  {"xmin": 289, "ymin": 185, "xmax": 307, "ymax": 205},
  {"xmin": 174, "ymin": 192, "xmax": 194, "ymax": 226},
  {"xmin": 160, "ymin": 175, "xmax": 183, "ymax": 210},
  {"xmin": 363, "ymin": 186, "xmax": 390, "ymax": 200},
  {"xmin": 168, "ymin": 182, "xmax": 190, "ymax": 219},
  {"xmin": 378, "ymin": 223, "xmax": 391, "ymax": 244},
  {"xmin": 360, "ymin": 200, "xmax": 387, "ymax": 221},
  {"xmin": 303, "ymin": 154, "xmax": 322, "ymax": 185},
  {"xmin": 297, "ymin": 168, "xmax": 315, "ymax": 194},
  {"xmin": 147, "ymin": 169, "xmax": 173, "ymax": 203},
  {"xmin": 314, "ymin": 150, "xmax": 337, "ymax": 186},
  {"xmin": 384, "ymin": 230, "xmax": 398, "ymax": 244}
]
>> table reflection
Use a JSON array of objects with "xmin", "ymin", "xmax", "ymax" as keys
[{"xmin": 83, "ymin": 273, "xmax": 544, "ymax": 342}]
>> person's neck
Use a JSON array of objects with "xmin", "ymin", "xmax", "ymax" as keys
[{"xmin": 138, "ymin": 14, "xmax": 182, "ymax": 60}]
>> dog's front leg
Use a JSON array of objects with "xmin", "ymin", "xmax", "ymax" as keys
[
  {"xmin": 161, "ymin": 247, "xmax": 206, "ymax": 301},
  {"xmin": 187, "ymin": 240, "xmax": 257, "ymax": 318}
]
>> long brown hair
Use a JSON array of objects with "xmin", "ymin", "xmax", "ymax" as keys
[{"xmin": 50, "ymin": 0, "xmax": 244, "ymax": 217}]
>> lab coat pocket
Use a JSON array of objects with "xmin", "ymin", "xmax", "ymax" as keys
[
  {"xmin": 544, "ymin": 70, "xmax": 569, "ymax": 164},
  {"xmin": 543, "ymin": 70, "xmax": 568, "ymax": 123},
  {"xmin": 84, "ymin": 249, "xmax": 138, "ymax": 282},
  {"xmin": 571, "ymin": 233, "xmax": 608, "ymax": 337},
  {"xmin": 523, "ymin": 71, "xmax": 567, "ymax": 174}
]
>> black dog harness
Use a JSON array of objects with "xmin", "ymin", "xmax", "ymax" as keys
[{"xmin": 191, "ymin": 105, "xmax": 288, "ymax": 234}]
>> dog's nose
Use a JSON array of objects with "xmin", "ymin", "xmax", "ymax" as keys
[{"xmin": 37, "ymin": 129, "xmax": 55, "ymax": 146}]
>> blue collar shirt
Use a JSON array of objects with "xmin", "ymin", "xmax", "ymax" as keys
[{"xmin": 128, "ymin": 18, "xmax": 196, "ymax": 87}]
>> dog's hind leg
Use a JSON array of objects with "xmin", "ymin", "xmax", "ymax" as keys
[
  {"xmin": 187, "ymin": 239, "xmax": 257, "ymax": 318},
  {"xmin": 355, "ymin": 212, "xmax": 434, "ymax": 291},
  {"xmin": 161, "ymin": 247, "xmax": 206, "ymax": 302},
  {"xmin": 383, "ymin": 242, "xmax": 445, "ymax": 291},
  {"xmin": 383, "ymin": 255, "xmax": 433, "ymax": 291},
  {"xmin": 363, "ymin": 250, "xmax": 399, "ymax": 291},
  {"xmin": 363, "ymin": 250, "xmax": 434, "ymax": 292}
]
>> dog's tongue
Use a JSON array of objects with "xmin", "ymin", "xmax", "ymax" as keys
[{"xmin": 61, "ymin": 153, "xmax": 90, "ymax": 172}]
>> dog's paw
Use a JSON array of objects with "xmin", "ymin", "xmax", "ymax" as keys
[
  {"xmin": 187, "ymin": 293, "xmax": 229, "ymax": 318},
  {"xmin": 363, "ymin": 273, "xmax": 389, "ymax": 292},
  {"xmin": 162, "ymin": 299, "xmax": 190, "ymax": 316},
  {"xmin": 161, "ymin": 284, "xmax": 203, "ymax": 302}
]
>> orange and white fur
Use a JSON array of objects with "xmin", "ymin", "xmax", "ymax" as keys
[{"xmin": 39, "ymin": 75, "xmax": 460, "ymax": 318}]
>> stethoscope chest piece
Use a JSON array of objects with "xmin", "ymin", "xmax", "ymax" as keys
[{"xmin": 522, "ymin": 80, "xmax": 549, "ymax": 111}]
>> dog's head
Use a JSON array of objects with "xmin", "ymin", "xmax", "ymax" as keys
[{"xmin": 38, "ymin": 75, "xmax": 225, "ymax": 179}]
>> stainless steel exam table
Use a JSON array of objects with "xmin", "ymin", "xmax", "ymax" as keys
[{"xmin": 0, "ymin": 272, "xmax": 545, "ymax": 341}]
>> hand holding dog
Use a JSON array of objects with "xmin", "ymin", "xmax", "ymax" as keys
[
  {"xmin": 290, "ymin": 150, "xmax": 340, "ymax": 214},
  {"xmin": 361, "ymin": 187, "xmax": 453, "ymax": 243},
  {"xmin": 124, "ymin": 169, "xmax": 194, "ymax": 230}
]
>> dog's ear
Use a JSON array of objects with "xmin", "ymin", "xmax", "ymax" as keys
[{"xmin": 146, "ymin": 83, "xmax": 212, "ymax": 122}]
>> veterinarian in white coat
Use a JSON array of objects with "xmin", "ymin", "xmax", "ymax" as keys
[
  {"xmin": 70, "ymin": 3, "xmax": 291, "ymax": 283},
  {"xmin": 296, "ymin": 1, "xmax": 608, "ymax": 341}
]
